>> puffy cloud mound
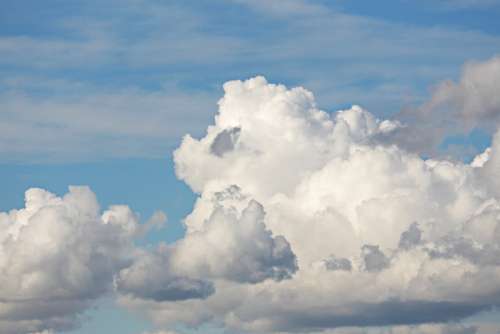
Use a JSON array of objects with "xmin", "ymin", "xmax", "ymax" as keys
[
  {"xmin": 171, "ymin": 190, "xmax": 297, "ymax": 284},
  {"xmin": 117, "ymin": 76, "xmax": 500, "ymax": 333},
  {"xmin": 0, "ymin": 186, "xmax": 140, "ymax": 333},
  {"xmin": 0, "ymin": 171, "xmax": 297, "ymax": 333},
  {"xmin": 117, "ymin": 184, "xmax": 297, "ymax": 306}
]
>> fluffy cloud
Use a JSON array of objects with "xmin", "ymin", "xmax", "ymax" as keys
[
  {"xmin": 0, "ymin": 183, "xmax": 294, "ymax": 333},
  {"xmin": 117, "ymin": 185, "xmax": 297, "ymax": 306},
  {"xmin": 0, "ymin": 186, "xmax": 172, "ymax": 334},
  {"xmin": 170, "ymin": 191, "xmax": 297, "ymax": 284},
  {"xmin": 117, "ymin": 76, "xmax": 500, "ymax": 333}
]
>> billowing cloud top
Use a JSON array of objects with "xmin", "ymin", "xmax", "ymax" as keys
[{"xmin": 126, "ymin": 75, "xmax": 500, "ymax": 333}]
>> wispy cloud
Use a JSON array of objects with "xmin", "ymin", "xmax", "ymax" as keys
[{"xmin": 2, "ymin": 0, "xmax": 500, "ymax": 162}]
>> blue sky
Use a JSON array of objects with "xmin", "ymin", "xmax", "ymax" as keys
[{"xmin": 2, "ymin": 1, "xmax": 500, "ymax": 333}]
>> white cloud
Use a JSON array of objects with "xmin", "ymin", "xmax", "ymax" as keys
[
  {"xmin": 118, "ymin": 76, "xmax": 500, "ymax": 333},
  {"xmin": 171, "ymin": 190, "xmax": 297, "ymax": 283},
  {"xmin": 0, "ymin": 157, "xmax": 298, "ymax": 333},
  {"xmin": 434, "ymin": 0, "xmax": 500, "ymax": 10},
  {"xmin": 116, "ymin": 185, "xmax": 297, "ymax": 306},
  {"xmin": 0, "ymin": 186, "xmax": 168, "ymax": 334},
  {"xmin": 5, "ymin": 74, "xmax": 498, "ymax": 333}
]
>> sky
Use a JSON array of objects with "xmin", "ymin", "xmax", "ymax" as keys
[{"xmin": 1, "ymin": 1, "xmax": 500, "ymax": 334}]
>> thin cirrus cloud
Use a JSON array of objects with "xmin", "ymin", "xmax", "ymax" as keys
[
  {"xmin": 0, "ymin": 83, "xmax": 215, "ymax": 162},
  {"xmin": 2, "ymin": 0, "xmax": 500, "ymax": 162}
]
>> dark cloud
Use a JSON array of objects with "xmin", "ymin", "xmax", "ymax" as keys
[{"xmin": 210, "ymin": 127, "xmax": 241, "ymax": 157}]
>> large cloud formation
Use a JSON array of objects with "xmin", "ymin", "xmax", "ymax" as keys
[
  {"xmin": 117, "ymin": 73, "xmax": 500, "ymax": 333},
  {"xmin": 3, "ymin": 58, "xmax": 500, "ymax": 333}
]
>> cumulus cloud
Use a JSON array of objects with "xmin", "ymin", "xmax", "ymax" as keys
[
  {"xmin": 116, "ymin": 245, "xmax": 215, "ymax": 302},
  {"xmin": 170, "ymin": 191, "xmax": 297, "ymax": 284},
  {"xmin": 115, "ymin": 76, "xmax": 500, "ymax": 333},
  {"xmin": 6, "ymin": 71, "xmax": 500, "ymax": 333},
  {"xmin": 0, "ymin": 186, "xmax": 176, "ymax": 334},
  {"xmin": 0, "ymin": 183, "xmax": 295, "ymax": 333},
  {"xmin": 117, "ymin": 185, "xmax": 297, "ymax": 310}
]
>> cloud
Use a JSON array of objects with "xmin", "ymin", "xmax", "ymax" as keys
[
  {"xmin": 171, "ymin": 191, "xmax": 298, "ymax": 284},
  {"xmin": 0, "ymin": 84, "xmax": 215, "ymax": 162},
  {"xmin": 0, "ymin": 187, "xmax": 140, "ymax": 333},
  {"xmin": 0, "ymin": 184, "xmax": 296, "ymax": 333},
  {"xmin": 116, "ymin": 245, "xmax": 215, "ymax": 302},
  {"xmin": 388, "ymin": 56, "xmax": 500, "ymax": 157},
  {"xmin": 116, "ymin": 185, "xmax": 297, "ymax": 309},
  {"xmin": 117, "ymin": 76, "xmax": 500, "ymax": 333},
  {"xmin": 398, "ymin": 222, "xmax": 423, "ymax": 250},
  {"xmin": 3, "ymin": 1, "xmax": 500, "ymax": 162}
]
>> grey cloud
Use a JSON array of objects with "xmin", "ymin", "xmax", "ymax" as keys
[
  {"xmin": 387, "ymin": 56, "xmax": 500, "ymax": 157},
  {"xmin": 426, "ymin": 235, "xmax": 500, "ymax": 266},
  {"xmin": 116, "ymin": 248, "xmax": 215, "ymax": 302},
  {"xmin": 117, "ymin": 273, "xmax": 214, "ymax": 302},
  {"xmin": 210, "ymin": 127, "xmax": 241, "ymax": 157},
  {"xmin": 256, "ymin": 300, "xmax": 488, "ymax": 333},
  {"xmin": 399, "ymin": 222, "xmax": 423, "ymax": 250},
  {"xmin": 266, "ymin": 235, "xmax": 299, "ymax": 282},
  {"xmin": 323, "ymin": 256, "xmax": 352, "ymax": 271},
  {"xmin": 361, "ymin": 245, "xmax": 390, "ymax": 272},
  {"xmin": 213, "ymin": 184, "xmax": 245, "ymax": 202}
]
